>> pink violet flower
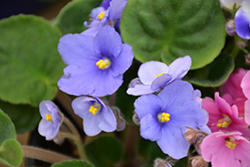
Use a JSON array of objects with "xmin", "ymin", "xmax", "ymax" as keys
[
  {"xmin": 201, "ymin": 131, "xmax": 250, "ymax": 167},
  {"xmin": 220, "ymin": 68, "xmax": 248, "ymax": 117},
  {"xmin": 241, "ymin": 71, "xmax": 250, "ymax": 124},
  {"xmin": 202, "ymin": 92, "xmax": 250, "ymax": 139}
]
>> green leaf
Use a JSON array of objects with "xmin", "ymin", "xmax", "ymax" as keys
[
  {"xmin": 184, "ymin": 53, "xmax": 234, "ymax": 87},
  {"xmin": 0, "ymin": 139, "xmax": 23, "ymax": 167},
  {"xmin": 56, "ymin": 0, "xmax": 103, "ymax": 34},
  {"xmin": 84, "ymin": 136, "xmax": 124, "ymax": 167},
  {"xmin": 0, "ymin": 100, "xmax": 40, "ymax": 133},
  {"xmin": 121, "ymin": 0, "xmax": 226, "ymax": 69},
  {"xmin": 0, "ymin": 109, "xmax": 22, "ymax": 166},
  {"xmin": 0, "ymin": 15, "xmax": 65, "ymax": 106},
  {"xmin": 51, "ymin": 160, "xmax": 94, "ymax": 167}
]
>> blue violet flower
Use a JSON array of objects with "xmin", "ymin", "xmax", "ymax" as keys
[
  {"xmin": 82, "ymin": 0, "xmax": 128, "ymax": 37},
  {"xmin": 72, "ymin": 96, "xmax": 117, "ymax": 136},
  {"xmin": 134, "ymin": 80, "xmax": 207, "ymax": 159},
  {"xmin": 127, "ymin": 55, "xmax": 191, "ymax": 96},
  {"xmin": 58, "ymin": 25, "xmax": 134, "ymax": 97},
  {"xmin": 38, "ymin": 101, "xmax": 62, "ymax": 141},
  {"xmin": 235, "ymin": 0, "xmax": 250, "ymax": 39}
]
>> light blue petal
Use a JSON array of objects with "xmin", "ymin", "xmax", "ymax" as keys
[{"xmin": 140, "ymin": 114, "xmax": 162, "ymax": 141}]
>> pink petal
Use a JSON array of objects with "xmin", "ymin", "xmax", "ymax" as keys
[
  {"xmin": 244, "ymin": 100, "xmax": 250, "ymax": 124},
  {"xmin": 241, "ymin": 71, "xmax": 250, "ymax": 99}
]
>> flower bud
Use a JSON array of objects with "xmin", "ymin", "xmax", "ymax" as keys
[
  {"xmin": 112, "ymin": 106, "xmax": 127, "ymax": 131},
  {"xmin": 190, "ymin": 156, "xmax": 208, "ymax": 167},
  {"xmin": 225, "ymin": 20, "xmax": 236, "ymax": 36},
  {"xmin": 245, "ymin": 54, "xmax": 250, "ymax": 65},
  {"xmin": 154, "ymin": 158, "xmax": 172, "ymax": 167},
  {"xmin": 184, "ymin": 127, "xmax": 208, "ymax": 154},
  {"xmin": 132, "ymin": 113, "xmax": 140, "ymax": 125},
  {"xmin": 237, "ymin": 40, "xmax": 247, "ymax": 48}
]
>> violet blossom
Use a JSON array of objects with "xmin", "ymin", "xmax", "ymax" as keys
[
  {"xmin": 134, "ymin": 80, "xmax": 207, "ymax": 159},
  {"xmin": 241, "ymin": 71, "xmax": 250, "ymax": 124},
  {"xmin": 202, "ymin": 92, "xmax": 250, "ymax": 139},
  {"xmin": 57, "ymin": 25, "xmax": 134, "ymax": 97},
  {"xmin": 72, "ymin": 96, "xmax": 117, "ymax": 136},
  {"xmin": 82, "ymin": 0, "xmax": 128, "ymax": 37},
  {"xmin": 127, "ymin": 56, "xmax": 191, "ymax": 96},
  {"xmin": 235, "ymin": 0, "xmax": 250, "ymax": 39},
  {"xmin": 201, "ymin": 131, "xmax": 250, "ymax": 167},
  {"xmin": 38, "ymin": 101, "xmax": 62, "ymax": 140}
]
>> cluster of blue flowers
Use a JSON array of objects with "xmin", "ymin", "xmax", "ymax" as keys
[
  {"xmin": 128, "ymin": 56, "xmax": 209, "ymax": 159},
  {"xmin": 38, "ymin": 0, "xmax": 209, "ymax": 161}
]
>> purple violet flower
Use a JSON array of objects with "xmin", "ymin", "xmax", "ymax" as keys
[
  {"xmin": 134, "ymin": 80, "xmax": 207, "ymax": 159},
  {"xmin": 57, "ymin": 25, "xmax": 134, "ymax": 97},
  {"xmin": 38, "ymin": 101, "xmax": 62, "ymax": 140},
  {"xmin": 82, "ymin": 0, "xmax": 128, "ymax": 37},
  {"xmin": 72, "ymin": 96, "xmax": 117, "ymax": 136},
  {"xmin": 235, "ymin": 0, "xmax": 250, "ymax": 39},
  {"xmin": 127, "ymin": 56, "xmax": 191, "ymax": 96}
]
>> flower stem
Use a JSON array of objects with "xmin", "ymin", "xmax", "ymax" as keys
[
  {"xmin": 63, "ymin": 117, "xmax": 87, "ymax": 160},
  {"xmin": 22, "ymin": 145, "xmax": 74, "ymax": 163}
]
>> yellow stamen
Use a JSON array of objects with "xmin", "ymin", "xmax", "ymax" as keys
[
  {"xmin": 157, "ymin": 72, "xmax": 165, "ymax": 77},
  {"xmin": 158, "ymin": 112, "xmax": 170, "ymax": 123},
  {"xmin": 217, "ymin": 121, "xmax": 229, "ymax": 128},
  {"xmin": 225, "ymin": 141, "xmax": 237, "ymax": 149},
  {"xmin": 46, "ymin": 113, "xmax": 52, "ymax": 122},
  {"xmin": 89, "ymin": 105, "xmax": 98, "ymax": 115},
  {"xmin": 98, "ymin": 12, "xmax": 105, "ymax": 20},
  {"xmin": 216, "ymin": 115, "xmax": 231, "ymax": 128},
  {"xmin": 96, "ymin": 58, "xmax": 111, "ymax": 69}
]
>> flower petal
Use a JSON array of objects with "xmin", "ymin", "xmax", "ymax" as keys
[
  {"xmin": 38, "ymin": 119, "xmax": 59, "ymax": 140},
  {"xmin": 111, "ymin": 43, "xmax": 134, "ymax": 77},
  {"xmin": 109, "ymin": 0, "xmax": 128, "ymax": 22},
  {"xmin": 83, "ymin": 113, "xmax": 102, "ymax": 136},
  {"xmin": 157, "ymin": 125, "xmax": 190, "ymax": 159},
  {"xmin": 127, "ymin": 84, "xmax": 153, "ymax": 96},
  {"xmin": 168, "ymin": 55, "xmax": 191, "ymax": 81},
  {"xmin": 138, "ymin": 61, "xmax": 169, "ymax": 85},
  {"xmin": 134, "ymin": 94, "xmax": 163, "ymax": 119},
  {"xmin": 151, "ymin": 74, "xmax": 172, "ymax": 91},
  {"xmin": 244, "ymin": 99, "xmax": 250, "ymax": 124},
  {"xmin": 241, "ymin": 71, "xmax": 250, "ymax": 99},
  {"xmin": 99, "ymin": 107, "xmax": 117, "ymax": 132},
  {"xmin": 140, "ymin": 114, "xmax": 162, "ymax": 141},
  {"xmin": 235, "ymin": 7, "xmax": 250, "ymax": 39},
  {"xmin": 93, "ymin": 25, "xmax": 122, "ymax": 58},
  {"xmin": 58, "ymin": 34, "xmax": 96, "ymax": 66},
  {"xmin": 72, "ymin": 96, "xmax": 94, "ymax": 119}
]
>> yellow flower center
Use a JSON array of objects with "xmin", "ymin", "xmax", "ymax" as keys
[
  {"xmin": 89, "ymin": 106, "xmax": 98, "ymax": 115},
  {"xmin": 217, "ymin": 115, "xmax": 231, "ymax": 128},
  {"xmin": 157, "ymin": 72, "xmax": 165, "ymax": 77},
  {"xmin": 158, "ymin": 112, "xmax": 170, "ymax": 123},
  {"xmin": 96, "ymin": 58, "xmax": 111, "ymax": 69},
  {"xmin": 46, "ymin": 113, "xmax": 52, "ymax": 122},
  {"xmin": 98, "ymin": 12, "xmax": 105, "ymax": 20},
  {"xmin": 89, "ymin": 102, "xmax": 101, "ymax": 115},
  {"xmin": 225, "ymin": 141, "xmax": 237, "ymax": 149}
]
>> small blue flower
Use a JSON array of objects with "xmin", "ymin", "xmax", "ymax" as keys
[
  {"xmin": 127, "ymin": 56, "xmax": 191, "ymax": 96},
  {"xmin": 72, "ymin": 96, "xmax": 117, "ymax": 136},
  {"xmin": 38, "ymin": 101, "xmax": 62, "ymax": 140},
  {"xmin": 82, "ymin": 0, "xmax": 128, "ymax": 37},
  {"xmin": 134, "ymin": 80, "xmax": 207, "ymax": 159},
  {"xmin": 235, "ymin": 0, "xmax": 250, "ymax": 39},
  {"xmin": 58, "ymin": 25, "xmax": 134, "ymax": 97}
]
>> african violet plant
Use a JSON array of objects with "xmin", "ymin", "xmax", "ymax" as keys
[{"xmin": 0, "ymin": 0, "xmax": 250, "ymax": 166}]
